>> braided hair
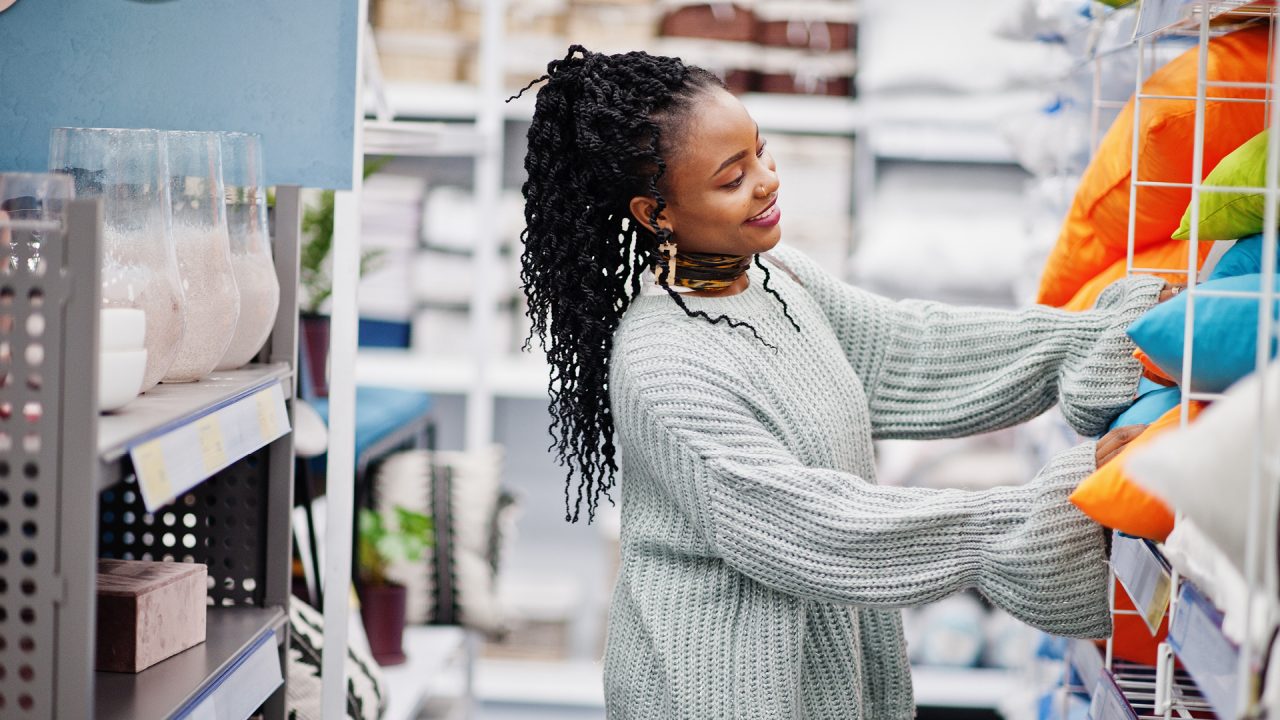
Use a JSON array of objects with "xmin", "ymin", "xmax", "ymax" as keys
[{"xmin": 514, "ymin": 46, "xmax": 796, "ymax": 522}]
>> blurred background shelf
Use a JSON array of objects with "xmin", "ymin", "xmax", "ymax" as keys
[
  {"xmin": 355, "ymin": 349, "xmax": 551, "ymax": 399},
  {"xmin": 367, "ymin": 81, "xmax": 862, "ymax": 135}
]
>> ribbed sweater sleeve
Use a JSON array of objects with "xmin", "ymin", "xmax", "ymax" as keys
[
  {"xmin": 771, "ymin": 246, "xmax": 1164, "ymax": 438},
  {"xmin": 612, "ymin": 341, "xmax": 1114, "ymax": 639}
]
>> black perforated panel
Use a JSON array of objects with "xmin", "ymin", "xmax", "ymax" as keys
[{"xmin": 99, "ymin": 447, "xmax": 272, "ymax": 607}]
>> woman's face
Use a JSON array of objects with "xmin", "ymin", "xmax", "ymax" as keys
[{"xmin": 630, "ymin": 88, "xmax": 782, "ymax": 255}]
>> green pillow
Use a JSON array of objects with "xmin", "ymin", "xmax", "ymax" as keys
[{"xmin": 1173, "ymin": 129, "xmax": 1272, "ymax": 241}]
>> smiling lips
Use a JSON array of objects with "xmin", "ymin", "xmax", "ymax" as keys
[{"xmin": 745, "ymin": 197, "xmax": 781, "ymax": 228}]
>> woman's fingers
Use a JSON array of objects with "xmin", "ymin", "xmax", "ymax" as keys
[
  {"xmin": 1158, "ymin": 283, "xmax": 1186, "ymax": 303},
  {"xmin": 1095, "ymin": 424, "xmax": 1147, "ymax": 468}
]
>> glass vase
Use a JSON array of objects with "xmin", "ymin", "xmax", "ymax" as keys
[
  {"xmin": 216, "ymin": 132, "xmax": 280, "ymax": 370},
  {"xmin": 50, "ymin": 128, "xmax": 185, "ymax": 392},
  {"xmin": 160, "ymin": 131, "xmax": 240, "ymax": 383}
]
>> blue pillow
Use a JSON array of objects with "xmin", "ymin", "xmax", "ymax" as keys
[
  {"xmin": 1207, "ymin": 234, "xmax": 1280, "ymax": 281},
  {"xmin": 1109, "ymin": 385, "xmax": 1181, "ymax": 430},
  {"xmin": 1127, "ymin": 273, "xmax": 1280, "ymax": 393}
]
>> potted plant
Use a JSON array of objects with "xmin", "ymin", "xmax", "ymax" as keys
[
  {"xmin": 297, "ymin": 158, "xmax": 387, "ymax": 397},
  {"xmin": 358, "ymin": 506, "xmax": 433, "ymax": 666}
]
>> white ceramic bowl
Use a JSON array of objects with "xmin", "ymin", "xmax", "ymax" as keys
[
  {"xmin": 99, "ymin": 348, "xmax": 147, "ymax": 412},
  {"xmin": 100, "ymin": 308, "xmax": 146, "ymax": 352}
]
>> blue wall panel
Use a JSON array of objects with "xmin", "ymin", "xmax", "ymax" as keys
[{"xmin": 0, "ymin": 0, "xmax": 358, "ymax": 188}]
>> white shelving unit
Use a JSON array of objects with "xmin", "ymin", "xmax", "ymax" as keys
[{"xmin": 1063, "ymin": 3, "xmax": 1280, "ymax": 718}]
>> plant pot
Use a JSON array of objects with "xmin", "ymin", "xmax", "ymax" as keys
[
  {"xmin": 361, "ymin": 582, "xmax": 409, "ymax": 666},
  {"xmin": 298, "ymin": 312, "xmax": 331, "ymax": 399}
]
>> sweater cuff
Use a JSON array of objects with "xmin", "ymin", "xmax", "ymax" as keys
[
  {"xmin": 979, "ymin": 442, "xmax": 1113, "ymax": 639},
  {"xmin": 1059, "ymin": 276, "xmax": 1167, "ymax": 437}
]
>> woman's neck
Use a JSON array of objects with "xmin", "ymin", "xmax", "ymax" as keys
[
  {"xmin": 686, "ymin": 272, "xmax": 750, "ymax": 297},
  {"xmin": 654, "ymin": 244, "xmax": 753, "ymax": 295}
]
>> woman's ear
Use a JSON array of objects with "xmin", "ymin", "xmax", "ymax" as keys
[{"xmin": 628, "ymin": 196, "xmax": 672, "ymax": 235}]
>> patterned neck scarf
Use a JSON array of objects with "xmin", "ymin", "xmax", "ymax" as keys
[{"xmin": 654, "ymin": 242, "xmax": 753, "ymax": 292}]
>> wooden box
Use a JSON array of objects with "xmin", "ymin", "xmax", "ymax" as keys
[{"xmin": 96, "ymin": 559, "xmax": 208, "ymax": 673}]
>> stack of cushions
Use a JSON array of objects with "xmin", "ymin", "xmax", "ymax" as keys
[
  {"xmin": 1070, "ymin": 138, "xmax": 1280, "ymax": 539},
  {"xmin": 1071, "ymin": 229, "xmax": 1278, "ymax": 539},
  {"xmin": 1037, "ymin": 25, "xmax": 1269, "ymax": 309}
]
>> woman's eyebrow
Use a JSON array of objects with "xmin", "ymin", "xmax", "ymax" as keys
[
  {"xmin": 710, "ymin": 150, "xmax": 748, "ymax": 179},
  {"xmin": 708, "ymin": 124, "xmax": 762, "ymax": 180}
]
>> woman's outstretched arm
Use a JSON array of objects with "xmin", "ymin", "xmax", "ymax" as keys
[{"xmin": 771, "ymin": 245, "xmax": 1164, "ymax": 439}]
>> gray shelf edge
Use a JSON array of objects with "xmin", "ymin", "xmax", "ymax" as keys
[
  {"xmin": 97, "ymin": 363, "xmax": 295, "ymax": 491},
  {"xmin": 94, "ymin": 604, "xmax": 288, "ymax": 720}
]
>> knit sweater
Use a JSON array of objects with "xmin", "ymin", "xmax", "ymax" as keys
[{"xmin": 603, "ymin": 245, "xmax": 1165, "ymax": 719}]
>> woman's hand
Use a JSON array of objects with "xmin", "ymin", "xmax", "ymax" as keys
[
  {"xmin": 1096, "ymin": 424, "xmax": 1147, "ymax": 468},
  {"xmin": 1139, "ymin": 284, "xmax": 1186, "ymax": 386},
  {"xmin": 1158, "ymin": 282, "xmax": 1185, "ymax": 304}
]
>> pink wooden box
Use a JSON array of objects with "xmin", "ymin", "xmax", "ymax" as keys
[{"xmin": 96, "ymin": 559, "xmax": 208, "ymax": 673}]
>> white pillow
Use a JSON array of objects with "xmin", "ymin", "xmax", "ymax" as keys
[
  {"xmin": 1126, "ymin": 360, "xmax": 1280, "ymax": 593},
  {"xmin": 1161, "ymin": 518, "xmax": 1278, "ymax": 648}
]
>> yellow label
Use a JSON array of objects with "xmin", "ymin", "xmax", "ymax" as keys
[
  {"xmin": 1146, "ymin": 573, "xmax": 1172, "ymax": 632},
  {"xmin": 133, "ymin": 440, "xmax": 172, "ymax": 505},
  {"xmin": 196, "ymin": 416, "xmax": 227, "ymax": 472},
  {"xmin": 256, "ymin": 389, "xmax": 278, "ymax": 439}
]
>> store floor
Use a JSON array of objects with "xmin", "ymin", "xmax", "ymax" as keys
[{"xmin": 472, "ymin": 704, "xmax": 999, "ymax": 719}]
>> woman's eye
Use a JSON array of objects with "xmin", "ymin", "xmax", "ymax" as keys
[
  {"xmin": 724, "ymin": 175, "xmax": 745, "ymax": 189},
  {"xmin": 756, "ymin": 140, "xmax": 768, "ymax": 158}
]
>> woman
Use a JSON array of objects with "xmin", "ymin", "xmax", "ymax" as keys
[{"xmin": 514, "ymin": 47, "xmax": 1161, "ymax": 719}]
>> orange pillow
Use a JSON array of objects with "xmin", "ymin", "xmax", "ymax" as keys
[
  {"xmin": 1061, "ymin": 240, "xmax": 1214, "ymax": 312},
  {"xmin": 1133, "ymin": 349, "xmax": 1175, "ymax": 386},
  {"xmin": 1069, "ymin": 402, "xmax": 1206, "ymax": 541},
  {"xmin": 1038, "ymin": 26, "xmax": 1269, "ymax": 307}
]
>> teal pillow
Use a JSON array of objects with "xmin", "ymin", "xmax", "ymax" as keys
[
  {"xmin": 1207, "ymin": 234, "xmax": 1280, "ymax": 280},
  {"xmin": 1127, "ymin": 273, "xmax": 1280, "ymax": 393},
  {"xmin": 1109, "ymin": 385, "xmax": 1181, "ymax": 430}
]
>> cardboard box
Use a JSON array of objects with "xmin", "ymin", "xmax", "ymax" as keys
[{"xmin": 96, "ymin": 559, "xmax": 208, "ymax": 673}]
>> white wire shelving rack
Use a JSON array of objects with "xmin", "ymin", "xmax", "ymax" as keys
[{"xmin": 1065, "ymin": 2, "xmax": 1280, "ymax": 718}]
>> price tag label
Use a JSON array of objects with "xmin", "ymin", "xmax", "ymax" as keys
[
  {"xmin": 1145, "ymin": 573, "xmax": 1172, "ymax": 633},
  {"xmin": 195, "ymin": 416, "xmax": 227, "ymax": 472},
  {"xmin": 132, "ymin": 440, "xmax": 172, "ymax": 508},
  {"xmin": 256, "ymin": 390, "xmax": 278, "ymax": 440}
]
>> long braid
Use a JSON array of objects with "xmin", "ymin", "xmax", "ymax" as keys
[
  {"xmin": 755, "ymin": 255, "xmax": 801, "ymax": 332},
  {"xmin": 513, "ymin": 46, "xmax": 794, "ymax": 522}
]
